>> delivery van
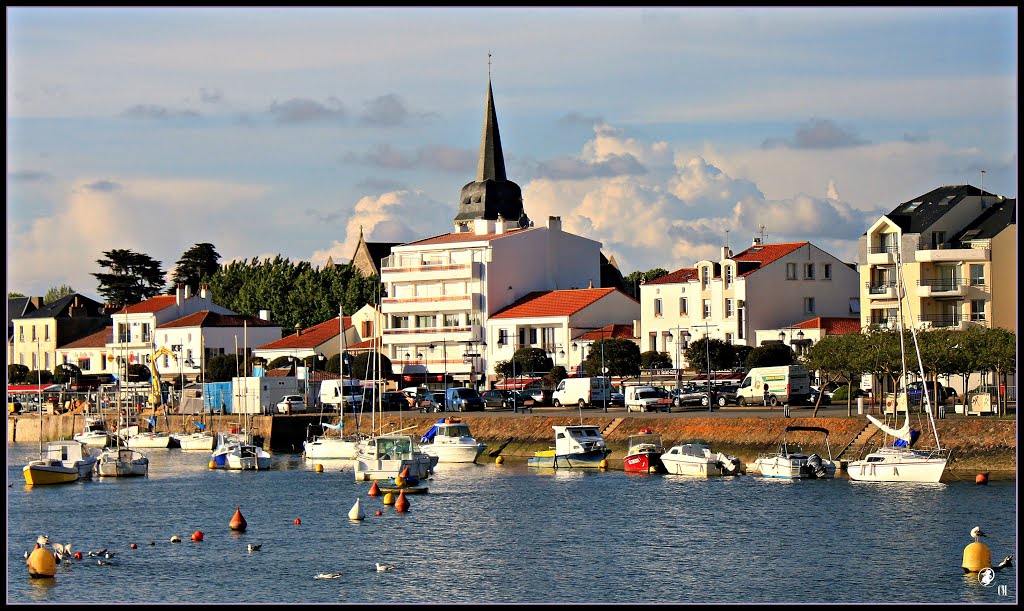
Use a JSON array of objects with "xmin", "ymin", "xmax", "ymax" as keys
[
  {"xmin": 552, "ymin": 377, "xmax": 611, "ymax": 408},
  {"xmin": 624, "ymin": 385, "xmax": 672, "ymax": 412},
  {"xmin": 735, "ymin": 365, "xmax": 811, "ymax": 406},
  {"xmin": 319, "ymin": 379, "xmax": 365, "ymax": 412}
]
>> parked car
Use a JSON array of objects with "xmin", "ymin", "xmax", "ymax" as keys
[
  {"xmin": 481, "ymin": 389, "xmax": 528, "ymax": 409},
  {"xmin": 609, "ymin": 390, "xmax": 625, "ymax": 407},
  {"xmin": 903, "ymin": 381, "xmax": 947, "ymax": 405},
  {"xmin": 444, "ymin": 387, "xmax": 485, "ymax": 412},
  {"xmin": 379, "ymin": 391, "xmax": 411, "ymax": 411},
  {"xmin": 522, "ymin": 387, "xmax": 552, "ymax": 406},
  {"xmin": 808, "ymin": 386, "xmax": 832, "ymax": 406},
  {"xmin": 672, "ymin": 382, "xmax": 715, "ymax": 408},
  {"xmin": 276, "ymin": 394, "xmax": 306, "ymax": 414},
  {"xmin": 714, "ymin": 384, "xmax": 741, "ymax": 407}
]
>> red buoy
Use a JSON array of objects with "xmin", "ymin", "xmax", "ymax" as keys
[
  {"xmin": 294, "ymin": 518, "xmax": 301, "ymax": 525},
  {"xmin": 368, "ymin": 481, "xmax": 381, "ymax": 497},
  {"xmin": 74, "ymin": 551, "xmax": 83, "ymax": 560},
  {"xmin": 398, "ymin": 465, "xmax": 410, "ymax": 479},
  {"xmin": 976, "ymin": 472, "xmax": 990, "ymax": 485},
  {"xmin": 375, "ymin": 510, "xmax": 382, "ymax": 516},
  {"xmin": 394, "ymin": 490, "xmax": 410, "ymax": 513},
  {"xmin": 130, "ymin": 543, "xmax": 138, "ymax": 549},
  {"xmin": 191, "ymin": 531, "xmax": 204, "ymax": 542},
  {"xmin": 230, "ymin": 506, "xmax": 247, "ymax": 531}
]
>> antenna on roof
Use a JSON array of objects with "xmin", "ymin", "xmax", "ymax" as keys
[
  {"xmin": 488, "ymin": 52, "xmax": 492, "ymax": 79},
  {"xmin": 759, "ymin": 224, "xmax": 767, "ymax": 244},
  {"xmin": 725, "ymin": 229, "xmax": 730, "ymax": 250},
  {"xmin": 980, "ymin": 169, "xmax": 986, "ymax": 208}
]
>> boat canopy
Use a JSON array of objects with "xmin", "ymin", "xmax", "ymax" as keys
[{"xmin": 784, "ymin": 426, "xmax": 830, "ymax": 435}]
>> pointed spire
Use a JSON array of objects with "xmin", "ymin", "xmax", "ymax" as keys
[{"xmin": 476, "ymin": 80, "xmax": 507, "ymax": 183}]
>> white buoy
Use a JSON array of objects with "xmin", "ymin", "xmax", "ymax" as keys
[{"xmin": 348, "ymin": 498, "xmax": 366, "ymax": 521}]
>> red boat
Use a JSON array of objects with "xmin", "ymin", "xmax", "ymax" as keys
[{"xmin": 623, "ymin": 428, "xmax": 666, "ymax": 473}]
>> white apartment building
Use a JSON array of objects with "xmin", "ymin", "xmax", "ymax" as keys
[{"xmin": 641, "ymin": 240, "xmax": 860, "ymax": 369}]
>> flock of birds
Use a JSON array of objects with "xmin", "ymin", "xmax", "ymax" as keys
[{"xmin": 28, "ymin": 533, "xmax": 400, "ymax": 578}]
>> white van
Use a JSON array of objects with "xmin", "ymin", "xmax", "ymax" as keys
[
  {"xmin": 552, "ymin": 377, "xmax": 611, "ymax": 408},
  {"xmin": 624, "ymin": 385, "xmax": 671, "ymax": 412},
  {"xmin": 319, "ymin": 379, "xmax": 365, "ymax": 412},
  {"xmin": 735, "ymin": 365, "xmax": 811, "ymax": 406}
]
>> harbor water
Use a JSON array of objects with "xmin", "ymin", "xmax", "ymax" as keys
[{"xmin": 6, "ymin": 443, "xmax": 1017, "ymax": 604}]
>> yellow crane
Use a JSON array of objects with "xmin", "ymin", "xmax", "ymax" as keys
[{"xmin": 148, "ymin": 346, "xmax": 177, "ymax": 408}]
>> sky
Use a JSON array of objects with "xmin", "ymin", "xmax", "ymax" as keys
[{"xmin": 6, "ymin": 6, "xmax": 1018, "ymax": 302}]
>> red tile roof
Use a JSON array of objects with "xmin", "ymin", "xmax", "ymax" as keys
[
  {"xmin": 116, "ymin": 295, "xmax": 177, "ymax": 314},
  {"xmin": 575, "ymin": 324, "xmax": 636, "ymax": 341},
  {"xmin": 793, "ymin": 317, "xmax": 862, "ymax": 335},
  {"xmin": 404, "ymin": 227, "xmax": 534, "ymax": 247},
  {"xmin": 732, "ymin": 242, "xmax": 808, "ymax": 277},
  {"xmin": 158, "ymin": 311, "xmax": 279, "ymax": 329},
  {"xmin": 256, "ymin": 317, "xmax": 352, "ymax": 350},
  {"xmin": 60, "ymin": 326, "xmax": 113, "ymax": 349},
  {"xmin": 490, "ymin": 288, "xmax": 624, "ymax": 319},
  {"xmin": 646, "ymin": 268, "xmax": 698, "ymax": 285}
]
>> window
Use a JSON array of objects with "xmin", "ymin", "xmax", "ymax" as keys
[
  {"xmin": 725, "ymin": 266, "xmax": 733, "ymax": 288},
  {"xmin": 971, "ymin": 300, "xmax": 986, "ymax": 321},
  {"xmin": 824, "ymin": 264, "xmax": 832, "ymax": 279},
  {"xmin": 392, "ymin": 315, "xmax": 409, "ymax": 329},
  {"xmin": 77, "ymin": 358, "xmax": 91, "ymax": 371},
  {"xmin": 701, "ymin": 267, "xmax": 710, "ymax": 290},
  {"xmin": 415, "ymin": 314, "xmax": 434, "ymax": 329},
  {"xmin": 970, "ymin": 264, "xmax": 985, "ymax": 286},
  {"xmin": 497, "ymin": 329, "xmax": 508, "ymax": 346},
  {"xmin": 702, "ymin": 299, "xmax": 711, "ymax": 319},
  {"xmin": 31, "ymin": 326, "xmax": 37, "ymax": 341},
  {"xmin": 362, "ymin": 320, "xmax": 374, "ymax": 337},
  {"xmin": 648, "ymin": 332, "xmax": 657, "ymax": 352},
  {"xmin": 725, "ymin": 299, "xmax": 734, "ymax": 318},
  {"xmin": 725, "ymin": 333, "xmax": 734, "ymax": 344},
  {"xmin": 141, "ymin": 323, "xmax": 151, "ymax": 343},
  {"xmin": 19, "ymin": 326, "xmax": 24, "ymax": 342},
  {"xmin": 804, "ymin": 263, "xmax": 815, "ymax": 279},
  {"xmin": 519, "ymin": 328, "xmax": 527, "ymax": 347},
  {"xmin": 44, "ymin": 326, "xmax": 50, "ymax": 341},
  {"xmin": 803, "ymin": 297, "xmax": 816, "ymax": 314},
  {"xmin": 654, "ymin": 298, "xmax": 663, "ymax": 317},
  {"xmin": 661, "ymin": 332, "xmax": 672, "ymax": 351},
  {"xmin": 528, "ymin": 328, "xmax": 538, "ymax": 344},
  {"xmin": 786, "ymin": 263, "xmax": 797, "ymax": 280},
  {"xmin": 444, "ymin": 313, "xmax": 460, "ymax": 327},
  {"xmin": 679, "ymin": 297, "xmax": 688, "ymax": 315}
]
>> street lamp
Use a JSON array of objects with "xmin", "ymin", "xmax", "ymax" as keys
[
  {"xmin": 666, "ymin": 328, "xmax": 691, "ymax": 394},
  {"xmin": 429, "ymin": 340, "xmax": 448, "ymax": 398},
  {"xmin": 572, "ymin": 341, "xmax": 588, "ymax": 377}
]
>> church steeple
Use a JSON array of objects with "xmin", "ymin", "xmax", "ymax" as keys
[{"xmin": 454, "ymin": 76, "xmax": 529, "ymax": 230}]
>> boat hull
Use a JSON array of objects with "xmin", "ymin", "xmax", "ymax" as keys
[
  {"xmin": 753, "ymin": 455, "xmax": 836, "ymax": 479},
  {"xmin": 126, "ymin": 433, "xmax": 175, "ymax": 449},
  {"xmin": 660, "ymin": 456, "xmax": 726, "ymax": 477},
  {"xmin": 353, "ymin": 455, "xmax": 436, "ymax": 481},
  {"xmin": 847, "ymin": 448, "xmax": 946, "ymax": 483},
  {"xmin": 420, "ymin": 442, "xmax": 487, "ymax": 464},
  {"xmin": 74, "ymin": 431, "xmax": 114, "ymax": 447},
  {"xmin": 303, "ymin": 437, "xmax": 359, "ymax": 460},
  {"xmin": 527, "ymin": 449, "xmax": 610, "ymax": 469},
  {"xmin": 23, "ymin": 460, "xmax": 79, "ymax": 486},
  {"xmin": 623, "ymin": 452, "xmax": 665, "ymax": 473},
  {"xmin": 174, "ymin": 433, "xmax": 216, "ymax": 451},
  {"xmin": 95, "ymin": 449, "xmax": 150, "ymax": 477},
  {"xmin": 212, "ymin": 444, "xmax": 272, "ymax": 470}
]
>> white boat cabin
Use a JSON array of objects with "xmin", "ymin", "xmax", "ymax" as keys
[{"xmin": 553, "ymin": 425, "xmax": 607, "ymax": 456}]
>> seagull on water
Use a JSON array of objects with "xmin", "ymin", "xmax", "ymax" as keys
[
  {"xmin": 247, "ymin": 544, "xmax": 262, "ymax": 552},
  {"xmin": 97, "ymin": 559, "xmax": 112, "ymax": 566},
  {"xmin": 971, "ymin": 526, "xmax": 988, "ymax": 541},
  {"xmin": 104, "ymin": 551, "xmax": 115, "ymax": 559},
  {"xmin": 314, "ymin": 573, "xmax": 342, "ymax": 580},
  {"xmin": 375, "ymin": 562, "xmax": 396, "ymax": 572},
  {"xmin": 37, "ymin": 535, "xmax": 50, "ymax": 547},
  {"xmin": 88, "ymin": 548, "xmax": 108, "ymax": 557}
]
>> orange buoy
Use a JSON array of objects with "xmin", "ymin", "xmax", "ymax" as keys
[
  {"xmin": 375, "ymin": 510, "xmax": 382, "ymax": 516},
  {"xmin": 315, "ymin": 464, "xmax": 324, "ymax": 473},
  {"xmin": 395, "ymin": 490, "xmax": 410, "ymax": 512},
  {"xmin": 209, "ymin": 460, "xmax": 217, "ymax": 469},
  {"xmin": 191, "ymin": 531, "xmax": 204, "ymax": 542},
  {"xmin": 399, "ymin": 465, "xmax": 410, "ymax": 479},
  {"xmin": 230, "ymin": 506, "xmax": 247, "ymax": 531},
  {"xmin": 74, "ymin": 551, "xmax": 83, "ymax": 560},
  {"xmin": 27, "ymin": 546, "xmax": 56, "ymax": 578},
  {"xmin": 976, "ymin": 472, "xmax": 989, "ymax": 485},
  {"xmin": 130, "ymin": 543, "xmax": 138, "ymax": 550},
  {"xmin": 495, "ymin": 456, "xmax": 504, "ymax": 465},
  {"xmin": 368, "ymin": 481, "xmax": 381, "ymax": 497},
  {"xmin": 294, "ymin": 518, "xmax": 301, "ymax": 525},
  {"xmin": 383, "ymin": 492, "xmax": 395, "ymax": 506}
]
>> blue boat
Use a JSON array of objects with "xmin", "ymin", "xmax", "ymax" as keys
[{"xmin": 527, "ymin": 425, "xmax": 611, "ymax": 469}]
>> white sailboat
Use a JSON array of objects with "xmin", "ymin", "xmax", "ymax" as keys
[
  {"xmin": 303, "ymin": 306, "xmax": 362, "ymax": 460},
  {"xmin": 210, "ymin": 321, "xmax": 272, "ymax": 470},
  {"xmin": 848, "ymin": 245, "xmax": 949, "ymax": 483},
  {"xmin": 95, "ymin": 334, "xmax": 150, "ymax": 478},
  {"xmin": 125, "ymin": 348, "xmax": 175, "ymax": 449}
]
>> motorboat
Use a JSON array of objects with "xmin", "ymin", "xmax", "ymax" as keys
[
  {"xmin": 527, "ymin": 425, "xmax": 611, "ymax": 469},
  {"xmin": 660, "ymin": 440, "xmax": 742, "ymax": 477},
  {"xmin": 751, "ymin": 425, "xmax": 836, "ymax": 479},
  {"xmin": 352, "ymin": 433, "xmax": 438, "ymax": 481},
  {"xmin": 418, "ymin": 418, "xmax": 488, "ymax": 463},
  {"xmin": 23, "ymin": 440, "xmax": 99, "ymax": 485},
  {"xmin": 95, "ymin": 447, "xmax": 150, "ymax": 478},
  {"xmin": 73, "ymin": 416, "xmax": 115, "ymax": 448},
  {"xmin": 210, "ymin": 432, "xmax": 272, "ymax": 470},
  {"xmin": 622, "ymin": 428, "xmax": 666, "ymax": 473},
  {"xmin": 125, "ymin": 431, "xmax": 176, "ymax": 449},
  {"xmin": 174, "ymin": 431, "xmax": 216, "ymax": 451},
  {"xmin": 303, "ymin": 421, "xmax": 361, "ymax": 460}
]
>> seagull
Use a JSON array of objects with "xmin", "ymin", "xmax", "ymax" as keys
[
  {"xmin": 104, "ymin": 551, "xmax": 115, "ymax": 559},
  {"xmin": 88, "ymin": 548, "xmax": 107, "ymax": 557},
  {"xmin": 37, "ymin": 535, "xmax": 50, "ymax": 547},
  {"xmin": 314, "ymin": 573, "xmax": 342, "ymax": 580},
  {"xmin": 971, "ymin": 526, "xmax": 988, "ymax": 541},
  {"xmin": 52, "ymin": 542, "xmax": 71, "ymax": 557},
  {"xmin": 97, "ymin": 559, "xmax": 112, "ymax": 566},
  {"xmin": 375, "ymin": 562, "xmax": 396, "ymax": 572},
  {"xmin": 247, "ymin": 544, "xmax": 262, "ymax": 552}
]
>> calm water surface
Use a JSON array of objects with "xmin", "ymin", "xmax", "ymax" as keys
[{"xmin": 6, "ymin": 443, "xmax": 1017, "ymax": 604}]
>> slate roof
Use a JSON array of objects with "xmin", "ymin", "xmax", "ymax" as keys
[
  {"xmin": 952, "ymin": 195, "xmax": 1016, "ymax": 241},
  {"xmin": 158, "ymin": 311, "xmax": 278, "ymax": 329},
  {"xmin": 490, "ymin": 288, "xmax": 627, "ymax": 319},
  {"xmin": 731, "ymin": 242, "xmax": 808, "ymax": 277},
  {"xmin": 884, "ymin": 184, "xmax": 991, "ymax": 234},
  {"xmin": 21, "ymin": 293, "xmax": 107, "ymax": 319},
  {"xmin": 645, "ymin": 268, "xmax": 698, "ymax": 285},
  {"xmin": 60, "ymin": 326, "xmax": 113, "ymax": 349}
]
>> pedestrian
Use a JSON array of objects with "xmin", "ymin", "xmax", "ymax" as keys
[{"xmin": 763, "ymin": 383, "xmax": 770, "ymax": 407}]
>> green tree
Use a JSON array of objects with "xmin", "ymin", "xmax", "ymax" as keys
[
  {"xmin": 92, "ymin": 248, "xmax": 166, "ymax": 308},
  {"xmin": 8, "ymin": 364, "xmax": 30, "ymax": 384},
  {"xmin": 52, "ymin": 363, "xmax": 82, "ymax": 385},
  {"xmin": 622, "ymin": 268, "xmax": 670, "ymax": 299},
  {"xmin": 27, "ymin": 370, "xmax": 54, "ymax": 384},
  {"xmin": 743, "ymin": 343, "xmax": 794, "ymax": 369},
  {"xmin": 584, "ymin": 338, "xmax": 640, "ymax": 378},
  {"xmin": 640, "ymin": 350, "xmax": 672, "ymax": 370},
  {"xmin": 206, "ymin": 354, "xmax": 239, "ymax": 382},
  {"xmin": 804, "ymin": 334, "xmax": 859, "ymax": 417},
  {"xmin": 44, "ymin": 284, "xmax": 75, "ymax": 305},
  {"xmin": 267, "ymin": 356, "xmax": 294, "ymax": 371},
  {"xmin": 8, "ymin": 291, "xmax": 26, "ymax": 298},
  {"xmin": 169, "ymin": 243, "xmax": 221, "ymax": 295},
  {"xmin": 987, "ymin": 327, "xmax": 1016, "ymax": 416},
  {"xmin": 513, "ymin": 348, "xmax": 553, "ymax": 375},
  {"xmin": 349, "ymin": 351, "xmax": 393, "ymax": 381},
  {"xmin": 686, "ymin": 337, "xmax": 737, "ymax": 373}
]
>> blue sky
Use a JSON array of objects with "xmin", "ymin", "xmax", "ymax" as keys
[{"xmin": 6, "ymin": 6, "xmax": 1018, "ymax": 301}]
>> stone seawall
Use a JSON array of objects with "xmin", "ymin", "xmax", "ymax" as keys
[{"xmin": 9, "ymin": 412, "xmax": 1015, "ymax": 475}]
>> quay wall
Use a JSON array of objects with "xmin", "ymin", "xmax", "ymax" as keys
[{"xmin": 8, "ymin": 412, "xmax": 1015, "ymax": 475}]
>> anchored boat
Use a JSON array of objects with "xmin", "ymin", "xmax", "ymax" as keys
[{"xmin": 527, "ymin": 425, "xmax": 611, "ymax": 469}]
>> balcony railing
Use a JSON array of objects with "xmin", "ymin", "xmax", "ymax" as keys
[
  {"xmin": 867, "ymin": 245, "xmax": 897, "ymax": 255},
  {"xmin": 917, "ymin": 279, "xmax": 964, "ymax": 292},
  {"xmin": 866, "ymin": 282, "xmax": 897, "ymax": 295},
  {"xmin": 918, "ymin": 314, "xmax": 962, "ymax": 328}
]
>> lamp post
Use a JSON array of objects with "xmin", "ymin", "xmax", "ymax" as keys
[
  {"xmin": 666, "ymin": 327, "xmax": 691, "ymax": 395},
  {"xmin": 429, "ymin": 340, "xmax": 447, "ymax": 399}
]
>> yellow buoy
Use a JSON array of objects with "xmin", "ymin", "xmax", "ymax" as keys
[
  {"xmin": 599, "ymin": 459, "xmax": 608, "ymax": 469},
  {"xmin": 383, "ymin": 492, "xmax": 395, "ymax": 506},
  {"xmin": 209, "ymin": 460, "xmax": 217, "ymax": 469},
  {"xmin": 315, "ymin": 464, "xmax": 324, "ymax": 473},
  {"xmin": 27, "ymin": 546, "xmax": 56, "ymax": 578},
  {"xmin": 962, "ymin": 541, "xmax": 992, "ymax": 573},
  {"xmin": 394, "ymin": 476, "xmax": 406, "ymax": 488},
  {"xmin": 495, "ymin": 456, "xmax": 504, "ymax": 465}
]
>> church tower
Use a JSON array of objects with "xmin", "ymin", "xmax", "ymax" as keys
[{"xmin": 454, "ymin": 80, "xmax": 530, "ymax": 230}]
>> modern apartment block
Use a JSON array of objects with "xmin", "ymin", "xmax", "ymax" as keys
[
  {"xmin": 641, "ymin": 241, "xmax": 860, "ymax": 369},
  {"xmin": 858, "ymin": 185, "xmax": 1016, "ymax": 332}
]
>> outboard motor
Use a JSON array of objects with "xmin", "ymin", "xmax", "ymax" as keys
[
  {"xmin": 716, "ymin": 452, "xmax": 741, "ymax": 476},
  {"xmin": 805, "ymin": 453, "xmax": 827, "ymax": 478}
]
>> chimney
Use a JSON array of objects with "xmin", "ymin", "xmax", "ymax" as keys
[
  {"xmin": 175, "ymin": 284, "xmax": 184, "ymax": 306},
  {"xmin": 752, "ymin": 237, "xmax": 762, "ymax": 246},
  {"xmin": 474, "ymin": 218, "xmax": 492, "ymax": 235},
  {"xmin": 495, "ymin": 214, "xmax": 506, "ymax": 235},
  {"xmin": 588, "ymin": 279, "xmax": 594, "ymax": 289},
  {"xmin": 200, "ymin": 284, "xmax": 209, "ymax": 299},
  {"xmin": 184, "ymin": 284, "xmax": 192, "ymax": 299},
  {"xmin": 721, "ymin": 246, "xmax": 732, "ymax": 260},
  {"xmin": 259, "ymin": 310, "xmax": 271, "ymax": 321},
  {"xmin": 547, "ymin": 215, "xmax": 562, "ymax": 232},
  {"xmin": 295, "ymin": 323, "xmax": 301, "ymax": 337}
]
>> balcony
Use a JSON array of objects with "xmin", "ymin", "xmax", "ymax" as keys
[
  {"xmin": 915, "ymin": 242, "xmax": 990, "ymax": 263},
  {"xmin": 918, "ymin": 314, "xmax": 963, "ymax": 329},
  {"xmin": 866, "ymin": 246, "xmax": 896, "ymax": 265},
  {"xmin": 916, "ymin": 279, "xmax": 968, "ymax": 298},
  {"xmin": 381, "ymin": 294, "xmax": 475, "ymax": 313},
  {"xmin": 866, "ymin": 282, "xmax": 897, "ymax": 300},
  {"xmin": 380, "ymin": 256, "xmax": 476, "ymax": 282}
]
